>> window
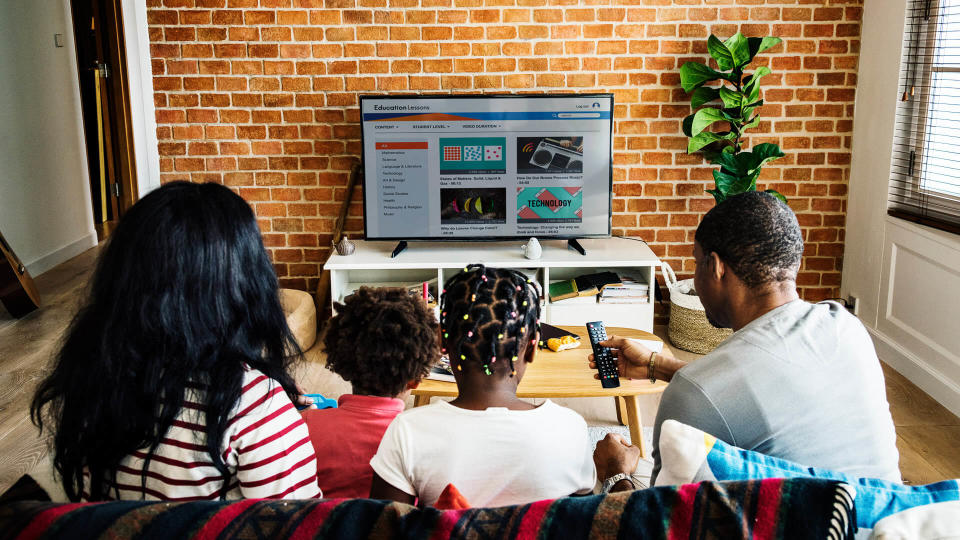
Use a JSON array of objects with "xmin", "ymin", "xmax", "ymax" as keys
[{"xmin": 890, "ymin": 0, "xmax": 960, "ymax": 233}]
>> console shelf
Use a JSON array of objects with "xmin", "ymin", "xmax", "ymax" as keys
[{"xmin": 324, "ymin": 238, "xmax": 660, "ymax": 331}]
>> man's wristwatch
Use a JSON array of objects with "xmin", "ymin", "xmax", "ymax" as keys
[{"xmin": 601, "ymin": 472, "xmax": 636, "ymax": 493}]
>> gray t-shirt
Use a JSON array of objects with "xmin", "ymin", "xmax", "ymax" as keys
[{"xmin": 651, "ymin": 300, "xmax": 901, "ymax": 483}]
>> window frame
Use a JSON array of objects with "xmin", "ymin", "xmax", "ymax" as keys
[{"xmin": 901, "ymin": 0, "xmax": 960, "ymax": 222}]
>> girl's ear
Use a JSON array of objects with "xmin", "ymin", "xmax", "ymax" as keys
[{"xmin": 523, "ymin": 331, "xmax": 539, "ymax": 364}]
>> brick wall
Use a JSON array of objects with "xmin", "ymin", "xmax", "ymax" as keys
[{"xmin": 147, "ymin": 0, "xmax": 861, "ymax": 300}]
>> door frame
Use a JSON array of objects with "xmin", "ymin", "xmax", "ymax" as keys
[{"xmin": 69, "ymin": 0, "xmax": 139, "ymax": 218}]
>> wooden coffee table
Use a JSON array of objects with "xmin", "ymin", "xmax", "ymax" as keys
[{"xmin": 411, "ymin": 326, "xmax": 667, "ymax": 457}]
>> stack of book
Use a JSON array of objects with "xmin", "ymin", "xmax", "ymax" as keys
[
  {"xmin": 548, "ymin": 271, "xmax": 621, "ymax": 302},
  {"xmin": 598, "ymin": 277, "xmax": 649, "ymax": 304}
]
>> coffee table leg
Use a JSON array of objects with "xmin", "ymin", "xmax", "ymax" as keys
[
  {"xmin": 614, "ymin": 397, "xmax": 627, "ymax": 426},
  {"xmin": 622, "ymin": 395, "xmax": 647, "ymax": 458},
  {"xmin": 413, "ymin": 394, "xmax": 430, "ymax": 407}
]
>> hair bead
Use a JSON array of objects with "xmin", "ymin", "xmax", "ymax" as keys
[
  {"xmin": 491, "ymin": 356, "xmax": 496, "ymax": 363},
  {"xmin": 467, "ymin": 331, "xmax": 473, "ymax": 337},
  {"xmin": 457, "ymin": 364, "xmax": 462, "ymax": 371},
  {"xmin": 497, "ymin": 333, "xmax": 503, "ymax": 339},
  {"xmin": 460, "ymin": 354, "xmax": 466, "ymax": 360},
  {"xmin": 463, "ymin": 314, "xmax": 468, "ymax": 320}
]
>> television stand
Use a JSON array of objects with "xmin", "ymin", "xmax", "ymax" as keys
[
  {"xmin": 390, "ymin": 240, "xmax": 408, "ymax": 258},
  {"xmin": 325, "ymin": 238, "xmax": 660, "ymax": 331},
  {"xmin": 567, "ymin": 238, "xmax": 587, "ymax": 256}
]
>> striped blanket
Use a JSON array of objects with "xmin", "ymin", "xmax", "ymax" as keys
[{"xmin": 0, "ymin": 477, "xmax": 855, "ymax": 539}]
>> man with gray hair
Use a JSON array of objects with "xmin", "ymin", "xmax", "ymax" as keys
[{"xmin": 591, "ymin": 192, "xmax": 900, "ymax": 491}]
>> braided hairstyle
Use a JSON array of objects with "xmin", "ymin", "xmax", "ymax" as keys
[{"xmin": 439, "ymin": 265, "xmax": 542, "ymax": 377}]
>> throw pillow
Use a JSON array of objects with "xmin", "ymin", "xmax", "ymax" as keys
[
  {"xmin": 655, "ymin": 419, "xmax": 960, "ymax": 530},
  {"xmin": 434, "ymin": 483, "xmax": 470, "ymax": 510}
]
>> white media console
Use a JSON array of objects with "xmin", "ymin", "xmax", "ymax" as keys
[{"xmin": 324, "ymin": 238, "xmax": 661, "ymax": 331}]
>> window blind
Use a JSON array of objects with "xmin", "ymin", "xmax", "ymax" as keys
[{"xmin": 891, "ymin": 0, "xmax": 960, "ymax": 234}]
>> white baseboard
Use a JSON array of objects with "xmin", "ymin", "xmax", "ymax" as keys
[
  {"xmin": 868, "ymin": 326, "xmax": 960, "ymax": 419},
  {"xmin": 25, "ymin": 232, "xmax": 97, "ymax": 277}
]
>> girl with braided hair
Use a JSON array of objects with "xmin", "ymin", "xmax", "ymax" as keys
[{"xmin": 369, "ymin": 265, "xmax": 596, "ymax": 507}]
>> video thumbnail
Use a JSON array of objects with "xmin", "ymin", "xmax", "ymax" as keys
[
  {"xmin": 439, "ymin": 137, "xmax": 507, "ymax": 175},
  {"xmin": 440, "ymin": 188, "xmax": 507, "ymax": 224},
  {"xmin": 516, "ymin": 187, "xmax": 583, "ymax": 223},
  {"xmin": 516, "ymin": 136, "xmax": 584, "ymax": 175}
]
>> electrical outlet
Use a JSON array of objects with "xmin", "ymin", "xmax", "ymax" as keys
[{"xmin": 846, "ymin": 295, "xmax": 860, "ymax": 316}]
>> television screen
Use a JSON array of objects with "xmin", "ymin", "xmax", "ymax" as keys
[{"xmin": 359, "ymin": 94, "xmax": 613, "ymax": 241}]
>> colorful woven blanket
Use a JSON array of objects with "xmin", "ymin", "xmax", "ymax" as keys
[{"xmin": 0, "ymin": 477, "xmax": 854, "ymax": 539}]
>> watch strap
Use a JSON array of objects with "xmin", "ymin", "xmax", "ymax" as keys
[{"xmin": 601, "ymin": 472, "xmax": 635, "ymax": 493}]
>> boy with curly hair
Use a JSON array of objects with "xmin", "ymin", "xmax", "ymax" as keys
[{"xmin": 301, "ymin": 286, "xmax": 439, "ymax": 498}]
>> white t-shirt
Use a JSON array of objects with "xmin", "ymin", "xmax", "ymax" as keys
[{"xmin": 370, "ymin": 399, "xmax": 596, "ymax": 507}]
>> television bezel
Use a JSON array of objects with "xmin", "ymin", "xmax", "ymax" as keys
[{"xmin": 358, "ymin": 93, "xmax": 615, "ymax": 242}]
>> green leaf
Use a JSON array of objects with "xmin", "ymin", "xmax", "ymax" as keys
[
  {"xmin": 682, "ymin": 113, "xmax": 695, "ymax": 137},
  {"xmin": 711, "ymin": 151, "xmax": 744, "ymax": 174},
  {"xmin": 741, "ymin": 106, "xmax": 756, "ymax": 122},
  {"xmin": 680, "ymin": 62, "xmax": 726, "ymax": 92},
  {"xmin": 748, "ymin": 36, "xmax": 782, "ymax": 59},
  {"xmin": 691, "ymin": 87, "xmax": 721, "ymax": 109},
  {"xmin": 742, "ymin": 116, "xmax": 761, "ymax": 130},
  {"xmin": 691, "ymin": 108, "xmax": 727, "ymax": 136},
  {"xmin": 713, "ymin": 169, "xmax": 743, "ymax": 193},
  {"xmin": 723, "ymin": 32, "xmax": 751, "ymax": 68},
  {"xmin": 749, "ymin": 143, "xmax": 785, "ymax": 171},
  {"xmin": 687, "ymin": 131, "xmax": 735, "ymax": 153},
  {"xmin": 743, "ymin": 66, "xmax": 772, "ymax": 97},
  {"xmin": 718, "ymin": 87, "xmax": 743, "ymax": 109},
  {"xmin": 707, "ymin": 35, "xmax": 735, "ymax": 71},
  {"xmin": 706, "ymin": 188, "xmax": 726, "ymax": 204},
  {"xmin": 764, "ymin": 189, "xmax": 788, "ymax": 203}
]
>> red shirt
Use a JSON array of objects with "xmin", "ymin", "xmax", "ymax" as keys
[{"xmin": 301, "ymin": 394, "xmax": 405, "ymax": 499}]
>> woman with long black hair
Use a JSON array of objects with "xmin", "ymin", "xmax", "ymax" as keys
[{"xmin": 32, "ymin": 182, "xmax": 321, "ymax": 501}]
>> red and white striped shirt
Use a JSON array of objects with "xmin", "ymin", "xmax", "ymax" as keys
[{"xmin": 84, "ymin": 367, "xmax": 321, "ymax": 501}]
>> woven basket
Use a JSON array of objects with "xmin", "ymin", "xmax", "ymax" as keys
[{"xmin": 661, "ymin": 262, "xmax": 732, "ymax": 354}]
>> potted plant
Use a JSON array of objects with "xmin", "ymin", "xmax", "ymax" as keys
[{"xmin": 680, "ymin": 32, "xmax": 786, "ymax": 204}]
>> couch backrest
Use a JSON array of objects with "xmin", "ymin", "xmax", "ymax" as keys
[{"xmin": 0, "ymin": 478, "xmax": 855, "ymax": 539}]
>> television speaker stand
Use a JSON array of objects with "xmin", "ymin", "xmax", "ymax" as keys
[
  {"xmin": 390, "ymin": 240, "xmax": 408, "ymax": 258},
  {"xmin": 567, "ymin": 238, "xmax": 587, "ymax": 256}
]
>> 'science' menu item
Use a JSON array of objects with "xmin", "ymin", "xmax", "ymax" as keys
[{"xmin": 360, "ymin": 94, "xmax": 613, "ymax": 240}]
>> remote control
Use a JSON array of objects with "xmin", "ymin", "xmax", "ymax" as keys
[{"xmin": 586, "ymin": 321, "xmax": 619, "ymax": 388}]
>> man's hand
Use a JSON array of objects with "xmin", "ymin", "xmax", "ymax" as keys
[
  {"xmin": 594, "ymin": 433, "xmax": 640, "ymax": 488},
  {"xmin": 587, "ymin": 335, "xmax": 685, "ymax": 382}
]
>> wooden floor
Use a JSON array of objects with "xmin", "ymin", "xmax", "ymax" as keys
[{"xmin": 1, "ymin": 247, "xmax": 959, "ymax": 495}]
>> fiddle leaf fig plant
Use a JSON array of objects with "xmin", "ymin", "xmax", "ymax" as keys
[{"xmin": 680, "ymin": 33, "xmax": 787, "ymax": 204}]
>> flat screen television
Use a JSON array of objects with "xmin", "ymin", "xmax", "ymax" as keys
[{"xmin": 359, "ymin": 93, "xmax": 614, "ymax": 242}]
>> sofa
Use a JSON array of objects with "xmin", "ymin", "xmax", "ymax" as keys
[{"xmin": 0, "ymin": 474, "xmax": 855, "ymax": 539}]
